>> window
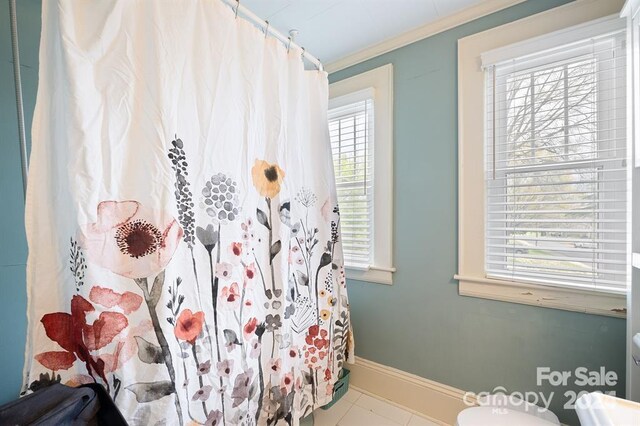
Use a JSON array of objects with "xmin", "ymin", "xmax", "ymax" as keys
[
  {"xmin": 329, "ymin": 92, "xmax": 374, "ymax": 267},
  {"xmin": 329, "ymin": 64, "xmax": 394, "ymax": 285},
  {"xmin": 457, "ymin": 8, "xmax": 629, "ymax": 316},
  {"xmin": 485, "ymin": 30, "xmax": 628, "ymax": 293}
]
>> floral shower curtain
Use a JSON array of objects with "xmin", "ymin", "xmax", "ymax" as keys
[{"xmin": 22, "ymin": 1, "xmax": 352, "ymax": 425}]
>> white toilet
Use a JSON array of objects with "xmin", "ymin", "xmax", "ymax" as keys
[
  {"xmin": 456, "ymin": 394, "xmax": 560, "ymax": 426},
  {"xmin": 575, "ymin": 392, "xmax": 640, "ymax": 425}
]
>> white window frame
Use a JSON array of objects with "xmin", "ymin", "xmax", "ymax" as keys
[
  {"xmin": 329, "ymin": 64, "xmax": 395, "ymax": 285},
  {"xmin": 486, "ymin": 33, "xmax": 627, "ymax": 293},
  {"xmin": 623, "ymin": 0, "xmax": 640, "ymax": 167},
  {"xmin": 457, "ymin": 1, "xmax": 628, "ymax": 317}
]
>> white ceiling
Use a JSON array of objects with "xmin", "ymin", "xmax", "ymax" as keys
[{"xmin": 242, "ymin": 0, "xmax": 487, "ymax": 64}]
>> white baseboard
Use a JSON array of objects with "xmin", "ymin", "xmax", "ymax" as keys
[{"xmin": 348, "ymin": 357, "xmax": 470, "ymax": 425}]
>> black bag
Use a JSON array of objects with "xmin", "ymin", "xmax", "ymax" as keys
[{"xmin": 0, "ymin": 383, "xmax": 128, "ymax": 426}]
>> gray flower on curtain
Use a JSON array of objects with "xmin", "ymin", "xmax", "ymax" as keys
[
  {"xmin": 205, "ymin": 410, "xmax": 223, "ymax": 426},
  {"xmin": 231, "ymin": 369, "xmax": 253, "ymax": 408},
  {"xmin": 265, "ymin": 314, "xmax": 282, "ymax": 332},
  {"xmin": 202, "ymin": 173, "xmax": 240, "ymax": 224},
  {"xmin": 168, "ymin": 138, "xmax": 196, "ymax": 247},
  {"xmin": 197, "ymin": 360, "xmax": 211, "ymax": 376},
  {"xmin": 192, "ymin": 385, "xmax": 212, "ymax": 401},
  {"xmin": 216, "ymin": 359, "xmax": 234, "ymax": 377}
]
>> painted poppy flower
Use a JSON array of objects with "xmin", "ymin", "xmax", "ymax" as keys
[
  {"xmin": 288, "ymin": 346, "xmax": 299, "ymax": 358},
  {"xmin": 231, "ymin": 369, "xmax": 253, "ymax": 408},
  {"xmin": 192, "ymin": 385, "xmax": 212, "ymax": 401},
  {"xmin": 324, "ymin": 368, "xmax": 332, "ymax": 382},
  {"xmin": 37, "ymin": 295, "xmax": 128, "ymax": 385},
  {"xmin": 197, "ymin": 360, "xmax": 211, "ymax": 376},
  {"xmin": 215, "ymin": 262, "xmax": 233, "ymax": 281},
  {"xmin": 205, "ymin": 410, "xmax": 223, "ymax": 426},
  {"xmin": 244, "ymin": 263, "xmax": 256, "ymax": 280},
  {"xmin": 320, "ymin": 309, "xmax": 331, "ymax": 321},
  {"xmin": 314, "ymin": 337, "xmax": 329, "ymax": 350},
  {"xmin": 251, "ymin": 160, "xmax": 285, "ymax": 198},
  {"xmin": 34, "ymin": 351, "xmax": 76, "ymax": 371},
  {"xmin": 281, "ymin": 372, "xmax": 294, "ymax": 392},
  {"xmin": 229, "ymin": 242, "xmax": 243, "ymax": 258},
  {"xmin": 220, "ymin": 282, "xmax": 241, "ymax": 308},
  {"xmin": 89, "ymin": 286, "xmax": 143, "ymax": 315},
  {"xmin": 216, "ymin": 359, "xmax": 234, "ymax": 377},
  {"xmin": 243, "ymin": 317, "xmax": 258, "ymax": 339},
  {"xmin": 79, "ymin": 201, "xmax": 183, "ymax": 279},
  {"xmin": 174, "ymin": 309, "xmax": 204, "ymax": 344},
  {"xmin": 305, "ymin": 325, "xmax": 319, "ymax": 342},
  {"xmin": 268, "ymin": 358, "xmax": 282, "ymax": 374}
]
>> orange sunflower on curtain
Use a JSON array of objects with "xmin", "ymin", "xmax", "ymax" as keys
[{"xmin": 251, "ymin": 160, "xmax": 285, "ymax": 199}]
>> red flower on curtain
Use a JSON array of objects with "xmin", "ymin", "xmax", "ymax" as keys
[
  {"xmin": 243, "ymin": 317, "xmax": 258, "ymax": 339},
  {"xmin": 229, "ymin": 242, "xmax": 243, "ymax": 258},
  {"xmin": 174, "ymin": 309, "xmax": 204, "ymax": 345},
  {"xmin": 89, "ymin": 286, "xmax": 142, "ymax": 315},
  {"xmin": 36, "ymin": 295, "xmax": 128, "ymax": 385},
  {"xmin": 220, "ymin": 282, "xmax": 241, "ymax": 308},
  {"xmin": 303, "ymin": 325, "xmax": 330, "ymax": 369},
  {"xmin": 34, "ymin": 351, "xmax": 76, "ymax": 371}
]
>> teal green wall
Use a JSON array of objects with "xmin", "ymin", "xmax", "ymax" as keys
[
  {"xmin": 329, "ymin": 1, "xmax": 626, "ymax": 425},
  {"xmin": 0, "ymin": 0, "xmax": 40, "ymax": 403}
]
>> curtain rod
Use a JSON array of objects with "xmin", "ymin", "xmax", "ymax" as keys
[
  {"xmin": 9, "ymin": 0, "xmax": 28, "ymax": 201},
  {"xmin": 220, "ymin": 0, "xmax": 323, "ymax": 71}
]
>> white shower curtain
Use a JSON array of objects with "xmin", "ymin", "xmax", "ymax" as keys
[{"xmin": 22, "ymin": 1, "xmax": 352, "ymax": 425}]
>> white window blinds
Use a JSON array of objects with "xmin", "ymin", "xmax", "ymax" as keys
[
  {"xmin": 329, "ymin": 90, "xmax": 375, "ymax": 268},
  {"xmin": 484, "ymin": 29, "xmax": 629, "ymax": 293}
]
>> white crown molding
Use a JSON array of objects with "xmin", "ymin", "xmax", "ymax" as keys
[{"xmin": 325, "ymin": 0, "xmax": 527, "ymax": 74}]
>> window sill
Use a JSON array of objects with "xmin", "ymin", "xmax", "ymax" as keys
[
  {"xmin": 346, "ymin": 266, "xmax": 394, "ymax": 285},
  {"xmin": 454, "ymin": 275, "xmax": 626, "ymax": 318}
]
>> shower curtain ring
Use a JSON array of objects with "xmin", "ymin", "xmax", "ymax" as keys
[
  {"xmin": 301, "ymin": 47, "xmax": 306, "ymax": 61},
  {"xmin": 264, "ymin": 20, "xmax": 270, "ymax": 38},
  {"xmin": 235, "ymin": 0, "xmax": 240, "ymax": 19},
  {"xmin": 287, "ymin": 36, "xmax": 292, "ymax": 53}
]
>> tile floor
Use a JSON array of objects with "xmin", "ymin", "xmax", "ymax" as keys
[{"xmin": 300, "ymin": 388, "xmax": 440, "ymax": 426}]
